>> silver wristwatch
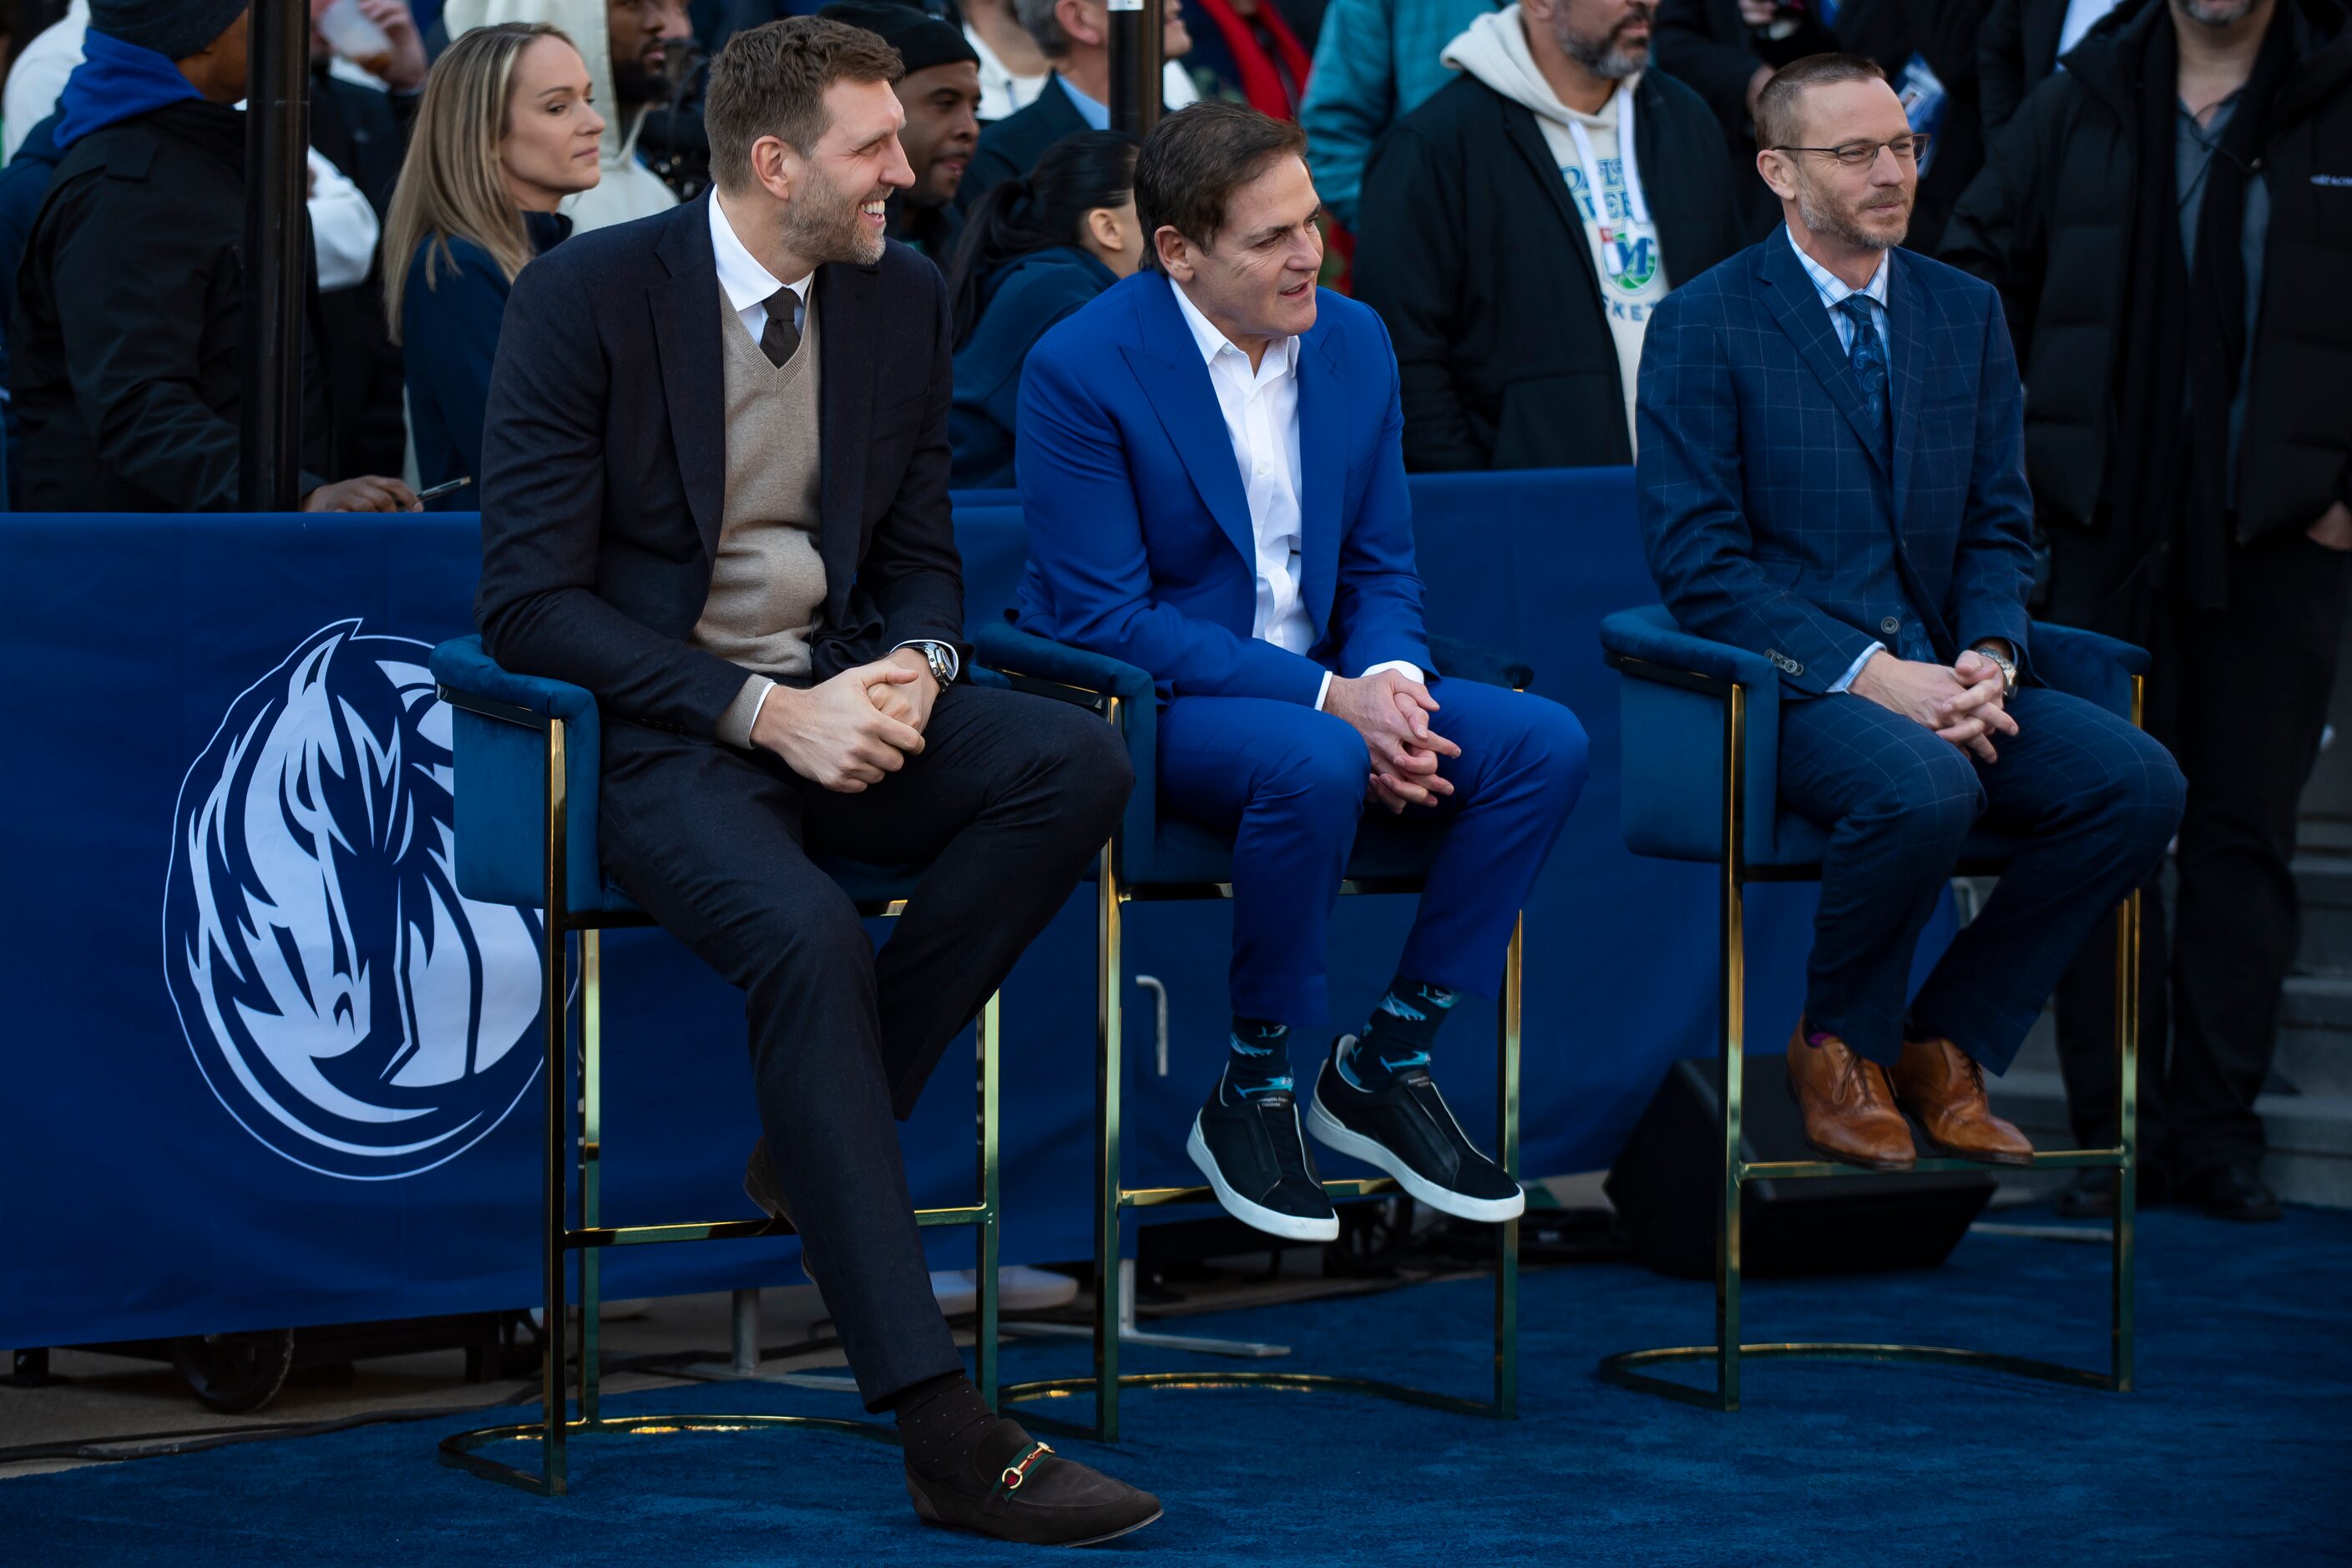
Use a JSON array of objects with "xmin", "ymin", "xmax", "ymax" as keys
[
  {"xmin": 1970, "ymin": 642, "xmax": 2018, "ymax": 701},
  {"xmin": 914, "ymin": 641, "xmax": 957, "ymax": 690}
]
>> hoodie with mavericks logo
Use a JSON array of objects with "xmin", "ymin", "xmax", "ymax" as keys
[{"xmin": 1442, "ymin": 6, "xmax": 1664, "ymax": 448}]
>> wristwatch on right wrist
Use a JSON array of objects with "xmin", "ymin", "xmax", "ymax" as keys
[{"xmin": 1970, "ymin": 642, "xmax": 2019, "ymax": 701}]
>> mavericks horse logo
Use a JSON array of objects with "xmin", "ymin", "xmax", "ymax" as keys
[{"xmin": 163, "ymin": 621, "xmax": 544, "ymax": 1180}]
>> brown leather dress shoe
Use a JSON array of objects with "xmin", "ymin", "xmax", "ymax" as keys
[
  {"xmin": 1784, "ymin": 1022, "xmax": 1915, "ymax": 1171},
  {"xmin": 1891, "ymin": 1035, "xmax": 2036, "ymax": 1166}
]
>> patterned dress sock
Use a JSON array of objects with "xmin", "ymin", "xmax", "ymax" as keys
[
  {"xmin": 1222, "ymin": 1017, "xmax": 1293, "ymax": 1099},
  {"xmin": 1341, "ymin": 977, "xmax": 1458, "ymax": 1093}
]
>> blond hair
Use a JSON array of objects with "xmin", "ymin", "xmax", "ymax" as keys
[{"xmin": 382, "ymin": 23, "xmax": 572, "ymax": 343}]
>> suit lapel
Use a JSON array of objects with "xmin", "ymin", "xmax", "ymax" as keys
[
  {"xmin": 1758, "ymin": 235, "xmax": 1890, "ymax": 476},
  {"xmin": 816, "ymin": 260, "xmax": 877, "ymax": 620},
  {"xmin": 1887, "ymin": 250, "xmax": 1927, "ymax": 530},
  {"xmin": 650, "ymin": 197, "xmax": 727, "ymax": 560},
  {"xmin": 1124, "ymin": 276, "xmax": 1257, "ymax": 574},
  {"xmin": 1295, "ymin": 326, "xmax": 1344, "ymax": 640}
]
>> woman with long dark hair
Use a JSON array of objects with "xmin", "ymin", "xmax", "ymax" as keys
[{"xmin": 945, "ymin": 129, "xmax": 1141, "ymax": 489}]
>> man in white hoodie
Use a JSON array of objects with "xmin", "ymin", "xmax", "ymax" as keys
[
  {"xmin": 441, "ymin": 0, "xmax": 689, "ymax": 231},
  {"xmin": 1353, "ymin": 0, "xmax": 1740, "ymax": 471}
]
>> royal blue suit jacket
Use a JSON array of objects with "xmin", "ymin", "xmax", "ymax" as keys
[
  {"xmin": 1636, "ymin": 234, "xmax": 2036, "ymax": 696},
  {"xmin": 1014, "ymin": 271, "xmax": 1433, "ymax": 706}
]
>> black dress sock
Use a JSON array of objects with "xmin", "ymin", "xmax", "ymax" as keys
[{"xmin": 890, "ymin": 1372, "xmax": 1030, "ymax": 1489}]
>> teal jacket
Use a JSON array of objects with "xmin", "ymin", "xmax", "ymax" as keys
[{"xmin": 1298, "ymin": 0, "xmax": 1498, "ymax": 228}]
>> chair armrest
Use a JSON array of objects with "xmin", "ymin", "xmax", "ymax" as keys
[
  {"xmin": 972, "ymin": 623, "xmax": 1157, "ymax": 881},
  {"xmin": 1597, "ymin": 610, "xmax": 1778, "ymax": 694},
  {"xmin": 2027, "ymin": 621, "xmax": 2148, "ymax": 726},
  {"xmin": 429, "ymin": 635, "xmax": 596, "ymax": 726},
  {"xmin": 1429, "ymin": 634, "xmax": 1534, "ymax": 691}
]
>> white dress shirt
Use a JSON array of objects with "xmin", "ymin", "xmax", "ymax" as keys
[
  {"xmin": 707, "ymin": 192, "xmax": 957, "ymax": 739},
  {"xmin": 1169, "ymin": 282, "xmax": 1420, "ymax": 709},
  {"xmin": 1785, "ymin": 226, "xmax": 1894, "ymax": 695}
]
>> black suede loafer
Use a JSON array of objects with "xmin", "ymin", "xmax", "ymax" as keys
[{"xmin": 906, "ymin": 1426, "xmax": 1163, "ymax": 1546}]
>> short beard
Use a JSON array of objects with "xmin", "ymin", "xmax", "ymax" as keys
[
  {"xmin": 1556, "ymin": 8, "xmax": 1653, "ymax": 81},
  {"xmin": 1795, "ymin": 179, "xmax": 1909, "ymax": 252},
  {"xmin": 782, "ymin": 166, "xmax": 885, "ymax": 267},
  {"xmin": 611, "ymin": 53, "xmax": 670, "ymax": 105},
  {"xmin": 2177, "ymin": 0, "xmax": 2262, "ymax": 25}
]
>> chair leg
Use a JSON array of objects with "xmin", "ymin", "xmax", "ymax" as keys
[
  {"xmin": 2112, "ymin": 886, "xmax": 2141, "ymax": 1393},
  {"xmin": 579, "ymin": 930, "xmax": 602, "ymax": 1424},
  {"xmin": 1716, "ymin": 687, "xmax": 1748, "ymax": 1415},
  {"xmin": 976, "ymin": 990, "xmax": 1001, "ymax": 1407},
  {"xmin": 538, "ymin": 921, "xmax": 571, "ymax": 1492},
  {"xmin": 1494, "ymin": 915, "xmax": 1523, "ymax": 1419},
  {"xmin": 1094, "ymin": 851, "xmax": 1125, "ymax": 1444}
]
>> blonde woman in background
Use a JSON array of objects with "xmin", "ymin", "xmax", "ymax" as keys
[{"xmin": 384, "ymin": 21, "xmax": 601, "ymax": 501}]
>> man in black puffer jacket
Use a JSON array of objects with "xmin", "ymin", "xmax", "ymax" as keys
[{"xmin": 1943, "ymin": 0, "xmax": 2352, "ymax": 1224}]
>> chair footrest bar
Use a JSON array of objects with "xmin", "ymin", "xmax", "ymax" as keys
[
  {"xmin": 1119, "ymin": 1177, "xmax": 1400, "ymax": 1209},
  {"xmin": 437, "ymin": 1412, "xmax": 900, "ymax": 1495},
  {"xmin": 1596, "ymin": 1342, "xmax": 2119, "ymax": 1411},
  {"xmin": 999, "ymin": 1370, "xmax": 1510, "ymax": 1420},
  {"xmin": 569, "ymin": 1204, "xmax": 990, "ymax": 1248},
  {"xmin": 1737, "ymin": 1148, "xmax": 2124, "ymax": 1181}
]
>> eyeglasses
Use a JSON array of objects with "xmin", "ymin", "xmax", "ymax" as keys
[{"xmin": 1770, "ymin": 134, "xmax": 1933, "ymax": 168}]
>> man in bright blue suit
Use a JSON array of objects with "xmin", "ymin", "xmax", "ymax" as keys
[
  {"xmin": 1017, "ymin": 104, "xmax": 1589, "ymax": 1242},
  {"xmin": 1637, "ymin": 53, "xmax": 2187, "ymax": 1171}
]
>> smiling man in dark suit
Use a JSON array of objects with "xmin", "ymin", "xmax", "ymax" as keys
[
  {"xmin": 473, "ymin": 16, "xmax": 1156, "ymax": 1547},
  {"xmin": 1636, "ymin": 53, "xmax": 2185, "ymax": 1172}
]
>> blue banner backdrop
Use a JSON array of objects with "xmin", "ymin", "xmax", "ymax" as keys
[{"xmin": 0, "ymin": 471, "xmax": 1856, "ymax": 1348}]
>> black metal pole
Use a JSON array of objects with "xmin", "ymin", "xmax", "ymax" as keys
[
  {"xmin": 1105, "ymin": 0, "xmax": 1163, "ymax": 139},
  {"xmin": 241, "ymin": 0, "xmax": 311, "ymax": 510}
]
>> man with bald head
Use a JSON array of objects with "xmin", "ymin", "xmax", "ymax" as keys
[{"xmin": 1635, "ymin": 53, "xmax": 2187, "ymax": 1175}]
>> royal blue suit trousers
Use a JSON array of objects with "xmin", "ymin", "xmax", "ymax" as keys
[{"xmin": 1158, "ymin": 678, "xmax": 1589, "ymax": 1029}]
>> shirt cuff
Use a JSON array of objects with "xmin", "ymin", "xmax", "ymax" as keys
[
  {"xmin": 717, "ymin": 675, "xmax": 776, "ymax": 748},
  {"xmin": 1828, "ymin": 641, "xmax": 1884, "ymax": 695},
  {"xmin": 1314, "ymin": 661, "xmax": 1424, "ymax": 712},
  {"xmin": 892, "ymin": 640, "xmax": 960, "ymax": 684}
]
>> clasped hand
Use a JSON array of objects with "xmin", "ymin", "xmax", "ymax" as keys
[
  {"xmin": 1849, "ymin": 649, "xmax": 2017, "ymax": 763},
  {"xmin": 1324, "ymin": 669, "xmax": 1461, "ymax": 813},
  {"xmin": 750, "ymin": 650, "xmax": 936, "ymax": 792}
]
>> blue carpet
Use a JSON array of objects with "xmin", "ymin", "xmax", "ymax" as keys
[{"xmin": 11, "ymin": 1205, "xmax": 2351, "ymax": 1565}]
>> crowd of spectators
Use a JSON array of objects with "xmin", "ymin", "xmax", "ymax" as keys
[{"xmin": 0, "ymin": 0, "xmax": 2341, "ymax": 1216}]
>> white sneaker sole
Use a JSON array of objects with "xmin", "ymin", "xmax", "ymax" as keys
[
  {"xmin": 1304, "ymin": 1092, "xmax": 1527, "ymax": 1223},
  {"xmin": 1186, "ymin": 1115, "xmax": 1341, "ymax": 1242}
]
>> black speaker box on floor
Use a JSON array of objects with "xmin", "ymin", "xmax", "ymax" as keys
[{"xmin": 1605, "ymin": 1054, "xmax": 1995, "ymax": 1281}]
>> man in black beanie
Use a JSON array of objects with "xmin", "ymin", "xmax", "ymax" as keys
[
  {"xmin": 821, "ymin": 1, "xmax": 984, "ymax": 257},
  {"xmin": 10, "ymin": 0, "xmax": 418, "ymax": 513}
]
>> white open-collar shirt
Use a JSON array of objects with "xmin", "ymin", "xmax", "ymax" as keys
[{"xmin": 1170, "ymin": 281, "xmax": 1420, "ymax": 709}]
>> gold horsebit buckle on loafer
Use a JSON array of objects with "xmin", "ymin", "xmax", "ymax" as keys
[{"xmin": 994, "ymin": 1441, "xmax": 1054, "ymax": 1502}]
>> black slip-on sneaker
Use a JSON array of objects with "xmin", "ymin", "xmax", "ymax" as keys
[
  {"xmin": 1186, "ymin": 1079, "xmax": 1340, "ymax": 1242},
  {"xmin": 743, "ymin": 1138, "xmax": 820, "ymax": 1285},
  {"xmin": 906, "ymin": 1429, "xmax": 1164, "ymax": 1547},
  {"xmin": 1307, "ymin": 1037, "xmax": 1525, "ymax": 1222}
]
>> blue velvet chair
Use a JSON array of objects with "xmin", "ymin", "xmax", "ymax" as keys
[
  {"xmin": 1596, "ymin": 606, "xmax": 2148, "ymax": 1411},
  {"xmin": 972, "ymin": 620, "xmax": 1535, "ymax": 1443},
  {"xmin": 424, "ymin": 636, "xmax": 1002, "ymax": 1495}
]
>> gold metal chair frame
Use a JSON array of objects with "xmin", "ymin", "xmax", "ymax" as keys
[
  {"xmin": 432, "ymin": 689, "xmax": 1002, "ymax": 1495},
  {"xmin": 990, "ymin": 690, "xmax": 1522, "ymax": 1443},
  {"xmin": 1594, "ymin": 657, "xmax": 2141, "ymax": 1411}
]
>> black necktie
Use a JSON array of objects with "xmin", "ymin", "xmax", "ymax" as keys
[{"xmin": 760, "ymin": 286, "xmax": 802, "ymax": 368}]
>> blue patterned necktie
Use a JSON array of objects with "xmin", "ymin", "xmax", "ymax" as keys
[{"xmin": 1836, "ymin": 295, "xmax": 1889, "ymax": 440}]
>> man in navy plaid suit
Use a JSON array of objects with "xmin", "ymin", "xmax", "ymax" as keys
[{"xmin": 1635, "ymin": 53, "xmax": 2187, "ymax": 1171}]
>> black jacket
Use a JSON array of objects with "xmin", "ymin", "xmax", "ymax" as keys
[
  {"xmin": 11, "ymin": 100, "xmax": 331, "ymax": 513},
  {"xmin": 311, "ymin": 64, "xmax": 420, "ymax": 480},
  {"xmin": 1653, "ymin": 0, "xmax": 1990, "ymax": 249},
  {"xmin": 476, "ymin": 195, "xmax": 966, "ymax": 736},
  {"xmin": 957, "ymin": 74, "xmax": 1090, "ymax": 214},
  {"xmin": 1353, "ymin": 68, "xmax": 1743, "ymax": 472},
  {"xmin": 1977, "ymin": 0, "xmax": 2070, "ymax": 133},
  {"xmin": 1941, "ymin": 0, "xmax": 2352, "ymax": 544}
]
